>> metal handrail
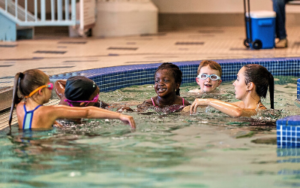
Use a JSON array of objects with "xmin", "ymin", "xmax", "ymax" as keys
[
  {"xmin": 0, "ymin": 0, "xmax": 77, "ymax": 26},
  {"xmin": 0, "ymin": 0, "xmax": 35, "ymax": 21}
]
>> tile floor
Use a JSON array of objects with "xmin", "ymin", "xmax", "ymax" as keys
[{"xmin": 0, "ymin": 26, "xmax": 300, "ymax": 89}]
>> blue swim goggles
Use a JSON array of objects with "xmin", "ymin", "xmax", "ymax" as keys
[{"xmin": 197, "ymin": 73, "xmax": 221, "ymax": 81}]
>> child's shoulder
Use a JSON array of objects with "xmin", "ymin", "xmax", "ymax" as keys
[
  {"xmin": 16, "ymin": 101, "xmax": 25, "ymax": 114},
  {"xmin": 143, "ymin": 98, "xmax": 154, "ymax": 106},
  {"xmin": 231, "ymin": 101, "xmax": 244, "ymax": 107},
  {"xmin": 182, "ymin": 97, "xmax": 191, "ymax": 106},
  {"xmin": 175, "ymin": 96, "xmax": 190, "ymax": 106},
  {"xmin": 137, "ymin": 98, "xmax": 154, "ymax": 112},
  {"xmin": 188, "ymin": 88, "xmax": 202, "ymax": 93},
  {"xmin": 257, "ymin": 102, "xmax": 267, "ymax": 110},
  {"xmin": 137, "ymin": 98, "xmax": 154, "ymax": 107}
]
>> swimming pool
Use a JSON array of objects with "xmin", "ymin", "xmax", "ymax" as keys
[{"xmin": 1, "ymin": 73, "xmax": 300, "ymax": 187}]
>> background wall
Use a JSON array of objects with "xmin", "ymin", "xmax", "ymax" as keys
[
  {"xmin": 151, "ymin": 0, "xmax": 300, "ymax": 29},
  {"xmin": 151, "ymin": 0, "xmax": 300, "ymax": 13},
  {"xmin": 17, "ymin": 0, "xmax": 300, "ymax": 29}
]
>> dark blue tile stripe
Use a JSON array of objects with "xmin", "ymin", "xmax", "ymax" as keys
[{"xmin": 50, "ymin": 57, "xmax": 300, "ymax": 92}]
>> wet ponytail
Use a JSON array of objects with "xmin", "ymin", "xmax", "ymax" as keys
[
  {"xmin": 9, "ymin": 72, "xmax": 24, "ymax": 128},
  {"xmin": 269, "ymin": 73, "xmax": 274, "ymax": 109},
  {"xmin": 244, "ymin": 64, "xmax": 275, "ymax": 109},
  {"xmin": 176, "ymin": 88, "xmax": 180, "ymax": 96}
]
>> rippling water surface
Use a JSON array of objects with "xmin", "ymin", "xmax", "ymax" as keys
[{"xmin": 1, "ymin": 77, "xmax": 300, "ymax": 188}]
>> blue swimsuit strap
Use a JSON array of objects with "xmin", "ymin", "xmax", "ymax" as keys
[{"xmin": 23, "ymin": 104, "xmax": 42, "ymax": 130}]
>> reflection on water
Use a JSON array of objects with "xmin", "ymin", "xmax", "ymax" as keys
[{"xmin": 1, "ymin": 76, "xmax": 300, "ymax": 187}]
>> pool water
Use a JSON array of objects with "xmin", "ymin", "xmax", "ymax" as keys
[{"xmin": 1, "ymin": 76, "xmax": 300, "ymax": 188}]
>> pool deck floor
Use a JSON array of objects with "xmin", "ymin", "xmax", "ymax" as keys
[{"xmin": 1, "ymin": 26, "xmax": 300, "ymax": 89}]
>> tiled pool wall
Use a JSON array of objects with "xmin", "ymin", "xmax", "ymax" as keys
[{"xmin": 50, "ymin": 57, "xmax": 300, "ymax": 92}]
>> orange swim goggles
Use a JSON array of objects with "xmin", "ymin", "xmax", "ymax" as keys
[{"xmin": 25, "ymin": 83, "xmax": 53, "ymax": 98}]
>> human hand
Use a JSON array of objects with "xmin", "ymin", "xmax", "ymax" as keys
[
  {"xmin": 181, "ymin": 105, "xmax": 191, "ymax": 113},
  {"xmin": 119, "ymin": 114, "xmax": 136, "ymax": 129},
  {"xmin": 117, "ymin": 106, "xmax": 134, "ymax": 112},
  {"xmin": 190, "ymin": 99, "xmax": 211, "ymax": 114}
]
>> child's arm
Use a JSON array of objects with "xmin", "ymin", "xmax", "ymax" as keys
[
  {"xmin": 54, "ymin": 80, "xmax": 66, "ymax": 99},
  {"xmin": 190, "ymin": 99, "xmax": 258, "ymax": 117},
  {"xmin": 49, "ymin": 105, "xmax": 136, "ymax": 128},
  {"xmin": 188, "ymin": 88, "xmax": 202, "ymax": 93}
]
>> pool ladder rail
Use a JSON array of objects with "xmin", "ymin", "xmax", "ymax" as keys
[{"xmin": 0, "ymin": 0, "xmax": 77, "ymax": 41}]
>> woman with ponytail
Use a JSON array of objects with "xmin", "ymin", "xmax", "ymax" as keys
[
  {"xmin": 8, "ymin": 69, "xmax": 136, "ymax": 131},
  {"xmin": 190, "ymin": 64, "xmax": 274, "ymax": 117},
  {"xmin": 137, "ymin": 63, "xmax": 190, "ymax": 113}
]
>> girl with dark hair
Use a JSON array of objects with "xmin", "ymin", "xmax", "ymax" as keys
[
  {"xmin": 137, "ymin": 63, "xmax": 190, "ymax": 112},
  {"xmin": 55, "ymin": 76, "xmax": 109, "ymax": 108},
  {"xmin": 190, "ymin": 64, "xmax": 274, "ymax": 117},
  {"xmin": 9, "ymin": 69, "xmax": 136, "ymax": 131}
]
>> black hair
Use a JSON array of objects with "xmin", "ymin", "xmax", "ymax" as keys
[
  {"xmin": 65, "ymin": 76, "xmax": 97, "ymax": 101},
  {"xmin": 155, "ymin": 63, "xmax": 182, "ymax": 96},
  {"xmin": 9, "ymin": 69, "xmax": 48, "ymax": 130},
  {"xmin": 243, "ymin": 64, "xmax": 274, "ymax": 109}
]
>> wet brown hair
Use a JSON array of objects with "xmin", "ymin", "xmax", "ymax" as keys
[
  {"xmin": 197, "ymin": 60, "xmax": 222, "ymax": 76},
  {"xmin": 9, "ymin": 69, "xmax": 48, "ymax": 129},
  {"xmin": 243, "ymin": 64, "xmax": 274, "ymax": 109}
]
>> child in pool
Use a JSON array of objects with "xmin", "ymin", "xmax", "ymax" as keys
[
  {"xmin": 56, "ymin": 76, "xmax": 134, "ymax": 113},
  {"xmin": 137, "ymin": 63, "xmax": 190, "ymax": 113},
  {"xmin": 190, "ymin": 64, "xmax": 274, "ymax": 117},
  {"xmin": 8, "ymin": 69, "xmax": 136, "ymax": 130},
  {"xmin": 55, "ymin": 76, "xmax": 109, "ymax": 108},
  {"xmin": 189, "ymin": 60, "xmax": 222, "ymax": 93}
]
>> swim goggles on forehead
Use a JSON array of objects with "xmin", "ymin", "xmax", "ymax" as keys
[
  {"xmin": 64, "ymin": 94, "xmax": 99, "ymax": 107},
  {"xmin": 25, "ymin": 83, "xmax": 53, "ymax": 98},
  {"xmin": 197, "ymin": 73, "xmax": 221, "ymax": 81}
]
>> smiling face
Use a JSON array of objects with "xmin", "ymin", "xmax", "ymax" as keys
[
  {"xmin": 233, "ymin": 67, "xmax": 248, "ymax": 100},
  {"xmin": 154, "ymin": 69, "xmax": 179, "ymax": 98},
  {"xmin": 196, "ymin": 65, "xmax": 222, "ymax": 93}
]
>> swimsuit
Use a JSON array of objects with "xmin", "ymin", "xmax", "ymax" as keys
[
  {"xmin": 22, "ymin": 104, "xmax": 41, "ymax": 130},
  {"xmin": 151, "ymin": 98, "xmax": 185, "ymax": 107}
]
